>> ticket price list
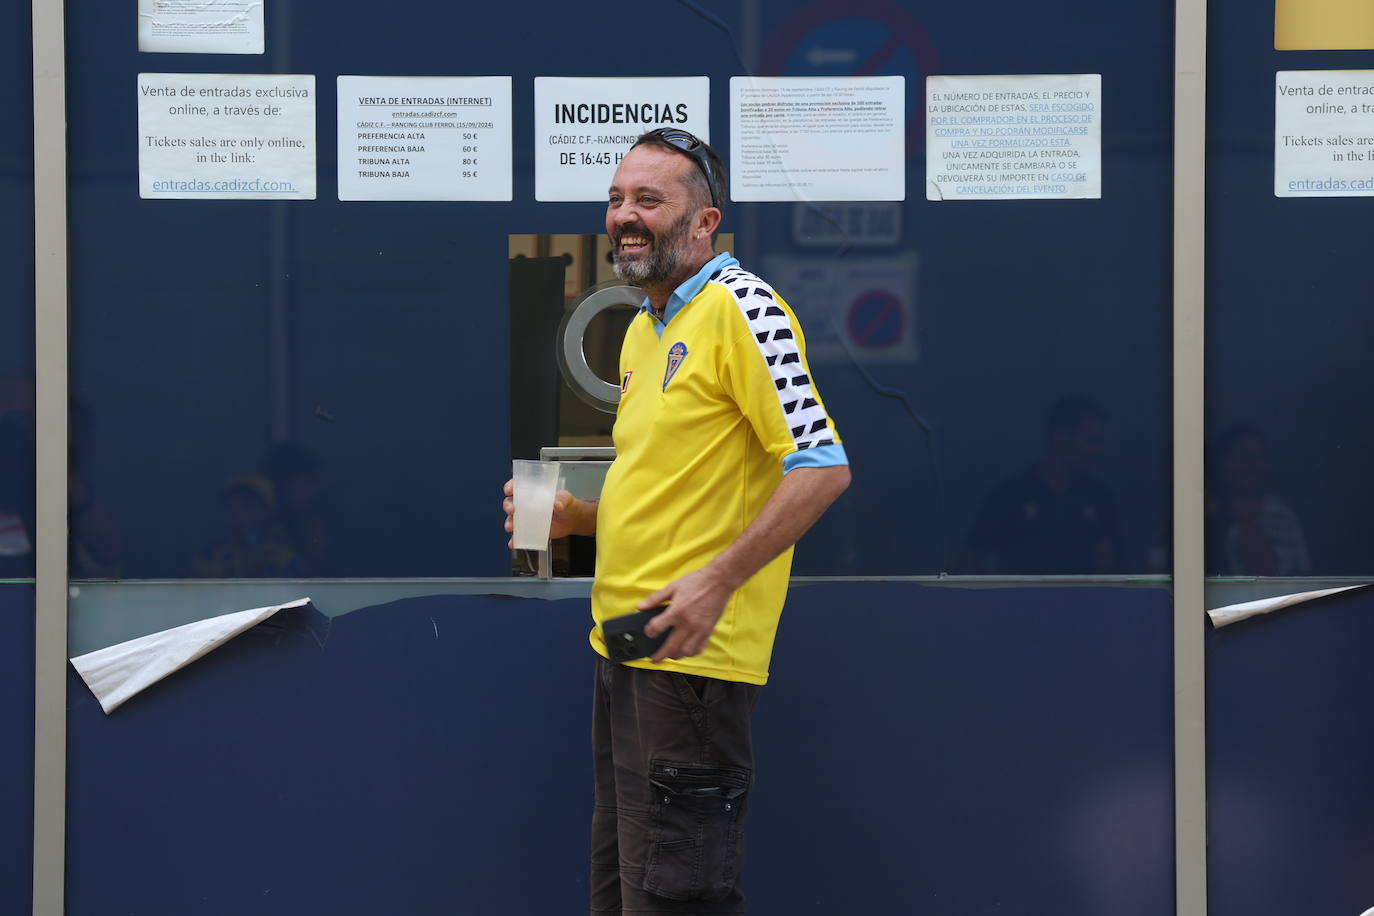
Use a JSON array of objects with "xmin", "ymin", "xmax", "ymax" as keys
[
  {"xmin": 460, "ymin": 134, "xmax": 480, "ymax": 178},
  {"xmin": 338, "ymin": 76, "xmax": 512, "ymax": 202}
]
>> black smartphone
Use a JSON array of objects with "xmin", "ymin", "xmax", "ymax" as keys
[{"xmin": 602, "ymin": 605, "xmax": 671, "ymax": 663}]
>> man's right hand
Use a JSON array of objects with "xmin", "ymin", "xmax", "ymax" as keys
[{"xmin": 502, "ymin": 479, "xmax": 588, "ymax": 550}]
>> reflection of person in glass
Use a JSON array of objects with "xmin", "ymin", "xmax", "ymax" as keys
[
  {"xmin": 260, "ymin": 442, "xmax": 328, "ymax": 577},
  {"xmin": 191, "ymin": 474, "xmax": 298, "ymax": 578},
  {"xmin": 69, "ymin": 400, "xmax": 124, "ymax": 578},
  {"xmin": 958, "ymin": 395, "xmax": 1120, "ymax": 574},
  {"xmin": 0, "ymin": 406, "xmax": 35, "ymax": 578},
  {"xmin": 1207, "ymin": 426, "xmax": 1310, "ymax": 576},
  {"xmin": 502, "ymin": 129, "xmax": 851, "ymax": 912}
]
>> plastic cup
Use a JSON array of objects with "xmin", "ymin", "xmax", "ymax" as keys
[{"xmin": 511, "ymin": 460, "xmax": 561, "ymax": 551}]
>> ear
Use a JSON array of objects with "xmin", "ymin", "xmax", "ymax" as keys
[{"xmin": 696, "ymin": 205, "xmax": 722, "ymax": 239}]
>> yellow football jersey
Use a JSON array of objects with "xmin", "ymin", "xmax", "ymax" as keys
[{"xmin": 590, "ymin": 253, "xmax": 847, "ymax": 685}]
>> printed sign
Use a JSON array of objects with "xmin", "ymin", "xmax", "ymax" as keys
[
  {"xmin": 138, "ymin": 73, "xmax": 315, "ymax": 200},
  {"xmin": 338, "ymin": 76, "xmax": 512, "ymax": 201},
  {"xmin": 534, "ymin": 77, "xmax": 710, "ymax": 201},
  {"xmin": 926, "ymin": 74, "xmax": 1102, "ymax": 201},
  {"xmin": 730, "ymin": 76, "xmax": 905, "ymax": 202},
  {"xmin": 1275, "ymin": 70, "xmax": 1374, "ymax": 197},
  {"xmin": 137, "ymin": 0, "xmax": 264, "ymax": 54}
]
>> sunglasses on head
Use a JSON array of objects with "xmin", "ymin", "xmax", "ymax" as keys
[{"xmin": 637, "ymin": 128, "xmax": 722, "ymax": 210}]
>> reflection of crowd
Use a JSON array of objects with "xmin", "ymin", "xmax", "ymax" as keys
[
  {"xmin": 953, "ymin": 402, "xmax": 1319, "ymax": 577},
  {"xmin": 0, "ymin": 370, "xmax": 336, "ymax": 580},
  {"xmin": 0, "ymin": 369, "xmax": 334, "ymax": 581},
  {"xmin": 190, "ymin": 442, "xmax": 328, "ymax": 579},
  {"xmin": 0, "ymin": 366, "xmax": 1321, "ymax": 581},
  {"xmin": 0, "ymin": 372, "xmax": 125, "ymax": 579}
]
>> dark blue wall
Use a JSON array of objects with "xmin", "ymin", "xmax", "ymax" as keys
[
  {"xmin": 1, "ymin": 0, "xmax": 35, "ymax": 908},
  {"xmin": 0, "ymin": 587, "xmax": 35, "ymax": 915},
  {"xmin": 1201, "ymin": 16, "xmax": 1374, "ymax": 908},
  {"xmin": 0, "ymin": 0, "xmax": 34, "ymax": 380},
  {"xmin": 1207, "ymin": 587, "xmax": 1374, "ymax": 916},
  {"xmin": 65, "ymin": 583, "xmax": 1174, "ymax": 914}
]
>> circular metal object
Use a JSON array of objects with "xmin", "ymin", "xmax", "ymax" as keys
[{"xmin": 556, "ymin": 281, "xmax": 643, "ymax": 414}]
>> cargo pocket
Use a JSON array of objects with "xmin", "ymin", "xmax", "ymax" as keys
[{"xmin": 642, "ymin": 760, "xmax": 750, "ymax": 902}]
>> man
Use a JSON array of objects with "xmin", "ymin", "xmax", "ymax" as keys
[{"xmin": 503, "ymin": 128, "xmax": 850, "ymax": 913}]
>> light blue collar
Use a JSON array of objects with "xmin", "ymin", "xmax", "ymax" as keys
[{"xmin": 641, "ymin": 251, "xmax": 738, "ymax": 337}]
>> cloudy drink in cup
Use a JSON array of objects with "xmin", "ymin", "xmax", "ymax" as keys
[{"xmin": 511, "ymin": 459, "xmax": 561, "ymax": 551}]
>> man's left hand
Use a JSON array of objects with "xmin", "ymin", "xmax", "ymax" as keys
[{"xmin": 638, "ymin": 568, "xmax": 735, "ymax": 663}]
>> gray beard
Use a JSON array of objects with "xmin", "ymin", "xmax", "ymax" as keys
[{"xmin": 611, "ymin": 215, "xmax": 693, "ymax": 286}]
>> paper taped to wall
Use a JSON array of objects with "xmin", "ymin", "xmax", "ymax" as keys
[
  {"xmin": 70, "ymin": 597, "xmax": 312, "ymax": 713},
  {"xmin": 138, "ymin": 0, "xmax": 265, "ymax": 54},
  {"xmin": 1276, "ymin": 0, "xmax": 1374, "ymax": 50},
  {"xmin": 1207, "ymin": 584, "xmax": 1368, "ymax": 628}
]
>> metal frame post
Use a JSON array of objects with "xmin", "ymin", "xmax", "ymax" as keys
[
  {"xmin": 1173, "ymin": 0, "xmax": 1209, "ymax": 910},
  {"xmin": 31, "ymin": 0, "xmax": 69, "ymax": 911}
]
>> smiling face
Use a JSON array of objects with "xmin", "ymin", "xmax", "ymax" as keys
[{"xmin": 606, "ymin": 145, "xmax": 717, "ymax": 290}]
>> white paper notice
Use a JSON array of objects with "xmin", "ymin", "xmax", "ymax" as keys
[
  {"xmin": 926, "ymin": 74, "xmax": 1102, "ymax": 201},
  {"xmin": 534, "ymin": 77, "xmax": 710, "ymax": 201},
  {"xmin": 1275, "ymin": 70, "xmax": 1374, "ymax": 197},
  {"xmin": 138, "ymin": 73, "xmax": 315, "ymax": 200},
  {"xmin": 137, "ymin": 0, "xmax": 264, "ymax": 55},
  {"xmin": 337, "ymin": 76, "xmax": 512, "ymax": 201},
  {"xmin": 70, "ymin": 598, "xmax": 312, "ymax": 714},
  {"xmin": 730, "ymin": 77, "xmax": 905, "ymax": 202},
  {"xmin": 1207, "ymin": 584, "xmax": 1368, "ymax": 628}
]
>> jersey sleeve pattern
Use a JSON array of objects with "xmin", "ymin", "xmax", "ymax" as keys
[{"xmin": 711, "ymin": 264, "xmax": 838, "ymax": 457}]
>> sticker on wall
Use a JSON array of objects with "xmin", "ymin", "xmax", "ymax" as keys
[
  {"xmin": 1274, "ymin": 70, "xmax": 1374, "ymax": 197},
  {"xmin": 1276, "ymin": 0, "xmax": 1374, "ymax": 50},
  {"xmin": 761, "ymin": 253, "xmax": 917, "ymax": 364},
  {"xmin": 533, "ymin": 77, "xmax": 710, "ymax": 201},
  {"xmin": 791, "ymin": 202, "xmax": 902, "ymax": 248},
  {"xmin": 138, "ymin": 73, "xmax": 316, "ymax": 200},
  {"xmin": 137, "ymin": 0, "xmax": 265, "ymax": 55},
  {"xmin": 337, "ymin": 76, "xmax": 512, "ymax": 201},
  {"xmin": 926, "ymin": 74, "xmax": 1102, "ymax": 201},
  {"xmin": 730, "ymin": 76, "xmax": 905, "ymax": 202}
]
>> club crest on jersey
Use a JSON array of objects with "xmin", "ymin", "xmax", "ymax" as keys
[
  {"xmin": 621, "ymin": 370, "xmax": 633, "ymax": 394},
  {"xmin": 662, "ymin": 342, "xmax": 688, "ymax": 391}
]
